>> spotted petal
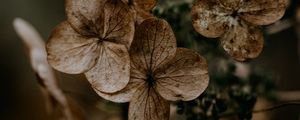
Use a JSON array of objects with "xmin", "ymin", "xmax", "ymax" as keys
[
  {"xmin": 130, "ymin": 18, "xmax": 177, "ymax": 73},
  {"xmin": 128, "ymin": 86, "xmax": 170, "ymax": 120},
  {"xmin": 134, "ymin": 0, "xmax": 157, "ymax": 12},
  {"xmin": 220, "ymin": 21, "xmax": 264, "ymax": 61},
  {"xmin": 47, "ymin": 21, "xmax": 99, "ymax": 74},
  {"xmin": 155, "ymin": 48, "xmax": 209, "ymax": 101},
  {"xmin": 85, "ymin": 41, "xmax": 130, "ymax": 93},
  {"xmin": 239, "ymin": 0, "xmax": 288, "ymax": 25}
]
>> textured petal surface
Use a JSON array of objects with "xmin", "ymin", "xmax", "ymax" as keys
[
  {"xmin": 191, "ymin": 0, "xmax": 232, "ymax": 38},
  {"xmin": 221, "ymin": 21, "xmax": 264, "ymax": 61},
  {"xmin": 239, "ymin": 0, "xmax": 288, "ymax": 25},
  {"xmin": 85, "ymin": 41, "xmax": 130, "ymax": 93},
  {"xmin": 155, "ymin": 48, "xmax": 209, "ymax": 101},
  {"xmin": 102, "ymin": 0, "xmax": 136, "ymax": 48},
  {"xmin": 66, "ymin": 0, "xmax": 106, "ymax": 36},
  {"xmin": 134, "ymin": 0, "xmax": 157, "ymax": 12},
  {"xmin": 47, "ymin": 21, "xmax": 99, "ymax": 74},
  {"xmin": 128, "ymin": 86, "xmax": 170, "ymax": 120},
  {"xmin": 130, "ymin": 18, "xmax": 177, "ymax": 72}
]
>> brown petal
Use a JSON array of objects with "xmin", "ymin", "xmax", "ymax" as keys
[
  {"xmin": 13, "ymin": 18, "xmax": 85, "ymax": 120},
  {"xmin": 65, "ymin": 0, "xmax": 106, "ymax": 36},
  {"xmin": 102, "ymin": 0, "xmax": 136, "ymax": 48},
  {"xmin": 239, "ymin": 0, "xmax": 288, "ymax": 25},
  {"xmin": 134, "ymin": 0, "xmax": 157, "ymax": 12},
  {"xmin": 85, "ymin": 41, "xmax": 130, "ymax": 93},
  {"xmin": 130, "ymin": 18, "xmax": 177, "ymax": 72},
  {"xmin": 221, "ymin": 21, "xmax": 264, "ymax": 61},
  {"xmin": 155, "ymin": 48, "xmax": 209, "ymax": 101},
  {"xmin": 135, "ymin": 7, "xmax": 155, "ymax": 25},
  {"xmin": 191, "ymin": 0, "xmax": 232, "ymax": 38},
  {"xmin": 128, "ymin": 86, "xmax": 170, "ymax": 120},
  {"xmin": 47, "ymin": 21, "xmax": 99, "ymax": 74}
]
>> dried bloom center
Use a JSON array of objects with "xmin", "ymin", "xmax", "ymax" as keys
[
  {"xmin": 231, "ymin": 10, "xmax": 239, "ymax": 18},
  {"xmin": 146, "ymin": 72, "xmax": 156, "ymax": 87}
]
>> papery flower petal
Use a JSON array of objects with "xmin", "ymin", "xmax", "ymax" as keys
[
  {"xmin": 102, "ymin": 0, "xmax": 136, "ymax": 48},
  {"xmin": 47, "ymin": 21, "xmax": 99, "ymax": 74},
  {"xmin": 65, "ymin": 0, "xmax": 106, "ymax": 36},
  {"xmin": 130, "ymin": 18, "xmax": 177, "ymax": 72},
  {"xmin": 85, "ymin": 41, "xmax": 130, "ymax": 93},
  {"xmin": 191, "ymin": 0, "xmax": 232, "ymax": 38},
  {"xmin": 221, "ymin": 21, "xmax": 264, "ymax": 61},
  {"xmin": 134, "ymin": 0, "xmax": 157, "ymax": 12},
  {"xmin": 128, "ymin": 86, "xmax": 170, "ymax": 120},
  {"xmin": 238, "ymin": 0, "xmax": 288, "ymax": 25},
  {"xmin": 155, "ymin": 48, "xmax": 209, "ymax": 101}
]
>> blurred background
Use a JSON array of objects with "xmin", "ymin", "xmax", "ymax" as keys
[{"xmin": 1, "ymin": 0, "xmax": 300, "ymax": 120}]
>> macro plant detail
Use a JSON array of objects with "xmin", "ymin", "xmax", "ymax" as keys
[
  {"xmin": 46, "ymin": 0, "xmax": 135, "ymax": 93},
  {"xmin": 191, "ymin": 0, "xmax": 288, "ymax": 61}
]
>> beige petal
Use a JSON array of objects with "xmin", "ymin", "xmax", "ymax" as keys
[
  {"xmin": 47, "ymin": 21, "xmax": 99, "ymax": 74},
  {"xmin": 130, "ymin": 18, "xmax": 177, "ymax": 72},
  {"xmin": 65, "ymin": 0, "xmax": 106, "ymax": 36},
  {"xmin": 102, "ymin": 0, "xmax": 136, "ymax": 48},
  {"xmin": 128, "ymin": 86, "xmax": 170, "ymax": 120},
  {"xmin": 155, "ymin": 48, "xmax": 209, "ymax": 101},
  {"xmin": 134, "ymin": 0, "xmax": 157, "ymax": 12},
  {"xmin": 85, "ymin": 41, "xmax": 130, "ymax": 93},
  {"xmin": 13, "ymin": 18, "xmax": 84, "ymax": 120},
  {"xmin": 216, "ymin": 0, "xmax": 243, "ymax": 10},
  {"xmin": 191, "ymin": 0, "xmax": 232, "ymax": 38},
  {"xmin": 221, "ymin": 21, "xmax": 264, "ymax": 61},
  {"xmin": 238, "ymin": 0, "xmax": 288, "ymax": 25}
]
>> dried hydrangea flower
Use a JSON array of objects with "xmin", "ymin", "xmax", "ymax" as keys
[
  {"xmin": 47, "ymin": 0, "xmax": 136, "ymax": 93},
  {"xmin": 191, "ymin": 0, "xmax": 288, "ymax": 61},
  {"xmin": 13, "ymin": 18, "xmax": 84, "ymax": 120},
  {"xmin": 133, "ymin": 0, "xmax": 157, "ymax": 24},
  {"xmin": 94, "ymin": 18, "xmax": 209, "ymax": 120}
]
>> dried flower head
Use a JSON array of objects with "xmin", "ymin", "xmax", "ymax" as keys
[
  {"xmin": 95, "ymin": 18, "xmax": 209, "ymax": 120},
  {"xmin": 13, "ymin": 18, "xmax": 84, "ymax": 120},
  {"xmin": 133, "ymin": 0, "xmax": 157, "ymax": 24},
  {"xmin": 191, "ymin": 0, "xmax": 288, "ymax": 61},
  {"xmin": 46, "ymin": 0, "xmax": 136, "ymax": 93}
]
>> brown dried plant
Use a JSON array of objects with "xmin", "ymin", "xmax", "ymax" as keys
[
  {"xmin": 133, "ymin": 0, "xmax": 157, "ymax": 24},
  {"xmin": 95, "ymin": 18, "xmax": 209, "ymax": 120},
  {"xmin": 46, "ymin": 0, "xmax": 136, "ymax": 93},
  {"xmin": 191, "ymin": 0, "xmax": 288, "ymax": 61},
  {"xmin": 13, "ymin": 18, "xmax": 84, "ymax": 120}
]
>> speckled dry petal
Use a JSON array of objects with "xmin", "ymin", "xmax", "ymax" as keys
[
  {"xmin": 47, "ymin": 21, "xmax": 99, "ymax": 74},
  {"xmin": 191, "ymin": 0, "xmax": 232, "ymax": 38},
  {"xmin": 239, "ymin": 0, "xmax": 288, "ymax": 25},
  {"xmin": 221, "ymin": 21, "xmax": 264, "ymax": 61},
  {"xmin": 155, "ymin": 48, "xmax": 209, "ymax": 101},
  {"xmin": 134, "ymin": 0, "xmax": 157, "ymax": 12},
  {"xmin": 13, "ymin": 18, "xmax": 84, "ymax": 120},
  {"xmin": 65, "ymin": 0, "xmax": 106, "ymax": 36},
  {"xmin": 128, "ymin": 87, "xmax": 170, "ymax": 120},
  {"xmin": 102, "ymin": 0, "xmax": 136, "ymax": 48},
  {"xmin": 135, "ymin": 7, "xmax": 155, "ymax": 25},
  {"xmin": 216, "ymin": 0, "xmax": 242, "ymax": 10},
  {"xmin": 85, "ymin": 41, "xmax": 130, "ymax": 93},
  {"xmin": 130, "ymin": 18, "xmax": 177, "ymax": 72}
]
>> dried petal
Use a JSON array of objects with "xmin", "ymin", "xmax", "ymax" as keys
[
  {"xmin": 130, "ymin": 18, "xmax": 177, "ymax": 72},
  {"xmin": 85, "ymin": 41, "xmax": 130, "ymax": 93},
  {"xmin": 221, "ymin": 21, "xmax": 264, "ymax": 61},
  {"xmin": 128, "ymin": 86, "xmax": 170, "ymax": 120},
  {"xmin": 135, "ymin": 7, "xmax": 155, "ymax": 25},
  {"xmin": 155, "ymin": 48, "xmax": 209, "ymax": 101},
  {"xmin": 102, "ymin": 0, "xmax": 136, "ymax": 48},
  {"xmin": 134, "ymin": 0, "xmax": 157, "ymax": 12},
  {"xmin": 239, "ymin": 0, "xmax": 288, "ymax": 25},
  {"xmin": 47, "ymin": 21, "xmax": 99, "ymax": 74},
  {"xmin": 65, "ymin": 0, "xmax": 106, "ymax": 36},
  {"xmin": 192, "ymin": 0, "xmax": 232, "ymax": 38},
  {"xmin": 13, "ymin": 18, "xmax": 84, "ymax": 120}
]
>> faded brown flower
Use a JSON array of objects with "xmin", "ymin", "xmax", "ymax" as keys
[
  {"xmin": 94, "ymin": 18, "xmax": 209, "ymax": 120},
  {"xmin": 13, "ymin": 18, "xmax": 84, "ymax": 120},
  {"xmin": 133, "ymin": 0, "xmax": 157, "ymax": 24},
  {"xmin": 46, "ymin": 0, "xmax": 136, "ymax": 93},
  {"xmin": 191, "ymin": 0, "xmax": 288, "ymax": 61}
]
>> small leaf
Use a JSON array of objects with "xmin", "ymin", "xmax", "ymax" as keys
[
  {"xmin": 155, "ymin": 48, "xmax": 209, "ymax": 101},
  {"xmin": 220, "ymin": 21, "xmax": 264, "ymax": 61},
  {"xmin": 128, "ymin": 86, "xmax": 170, "ymax": 120}
]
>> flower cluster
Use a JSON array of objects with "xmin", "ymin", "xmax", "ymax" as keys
[{"xmin": 46, "ymin": 0, "xmax": 209, "ymax": 120}]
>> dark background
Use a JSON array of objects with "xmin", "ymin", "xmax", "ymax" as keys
[{"xmin": 1, "ymin": 0, "xmax": 300, "ymax": 119}]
